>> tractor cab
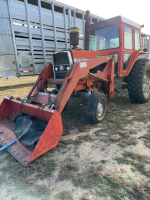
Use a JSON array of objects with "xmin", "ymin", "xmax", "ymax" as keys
[{"xmin": 89, "ymin": 15, "xmax": 144, "ymax": 77}]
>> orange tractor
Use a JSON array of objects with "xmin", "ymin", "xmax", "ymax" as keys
[{"xmin": 0, "ymin": 11, "xmax": 150, "ymax": 165}]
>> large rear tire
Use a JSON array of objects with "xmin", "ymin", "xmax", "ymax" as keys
[
  {"xmin": 128, "ymin": 59, "xmax": 150, "ymax": 103},
  {"xmin": 86, "ymin": 92, "xmax": 107, "ymax": 124}
]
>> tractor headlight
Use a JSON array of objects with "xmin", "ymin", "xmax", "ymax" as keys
[
  {"xmin": 55, "ymin": 67, "xmax": 58, "ymax": 71},
  {"xmin": 67, "ymin": 66, "xmax": 70, "ymax": 71}
]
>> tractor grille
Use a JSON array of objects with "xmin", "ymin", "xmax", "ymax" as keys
[
  {"xmin": 55, "ymin": 72, "xmax": 68, "ymax": 79},
  {"xmin": 52, "ymin": 51, "xmax": 73, "ymax": 90}
]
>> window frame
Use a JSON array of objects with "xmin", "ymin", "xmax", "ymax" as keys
[
  {"xmin": 89, "ymin": 24, "xmax": 120, "ymax": 51},
  {"xmin": 134, "ymin": 29, "xmax": 140, "ymax": 51},
  {"xmin": 124, "ymin": 25, "xmax": 133, "ymax": 50},
  {"xmin": 123, "ymin": 53, "xmax": 132, "ymax": 70}
]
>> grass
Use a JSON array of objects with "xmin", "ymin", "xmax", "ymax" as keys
[
  {"xmin": 94, "ymin": 129, "xmax": 101, "ymax": 136},
  {"xmin": 59, "ymin": 162, "xmax": 78, "ymax": 180},
  {"xmin": 0, "ymin": 175, "xmax": 5, "ymax": 187},
  {"xmin": 95, "ymin": 175, "xmax": 143, "ymax": 200},
  {"xmin": 123, "ymin": 151, "xmax": 150, "ymax": 164},
  {"xmin": 72, "ymin": 170, "xmax": 102, "ymax": 189},
  {"xmin": 0, "ymin": 77, "xmax": 37, "ymax": 103},
  {"xmin": 62, "ymin": 91, "xmax": 147, "ymax": 136},
  {"xmin": 101, "ymin": 160, "xmax": 107, "ymax": 164},
  {"xmin": 141, "ymin": 133, "xmax": 150, "ymax": 148},
  {"xmin": 1, "ymin": 157, "xmax": 57, "ymax": 185},
  {"xmin": 103, "ymin": 176, "xmax": 119, "ymax": 189},
  {"xmin": 96, "ymin": 189, "xmax": 104, "ymax": 197},
  {"xmin": 58, "ymin": 191, "xmax": 73, "ymax": 200},
  {"xmin": 72, "ymin": 177, "xmax": 86, "ymax": 187},
  {"xmin": 106, "ymin": 115, "xmax": 127, "ymax": 124},
  {"xmin": 116, "ymin": 157, "xmax": 150, "ymax": 178},
  {"xmin": 42, "ymin": 159, "xmax": 57, "ymax": 176},
  {"xmin": 72, "ymin": 166, "xmax": 149, "ymax": 200},
  {"xmin": 72, "ymin": 171, "xmax": 131, "ymax": 199},
  {"xmin": 0, "ymin": 76, "xmax": 37, "ymax": 87},
  {"xmin": 105, "ymin": 110, "xmax": 136, "ymax": 126},
  {"xmin": 95, "ymin": 175, "xmax": 139, "ymax": 200},
  {"xmin": 1, "ymin": 78, "xmax": 150, "ymax": 200}
]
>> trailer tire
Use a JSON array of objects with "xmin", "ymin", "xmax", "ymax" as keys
[
  {"xmin": 128, "ymin": 59, "xmax": 150, "ymax": 103},
  {"xmin": 86, "ymin": 92, "xmax": 107, "ymax": 124}
]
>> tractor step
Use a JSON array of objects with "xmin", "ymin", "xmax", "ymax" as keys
[
  {"xmin": 115, "ymin": 88, "xmax": 128, "ymax": 93},
  {"xmin": 115, "ymin": 81, "xmax": 127, "ymax": 85}
]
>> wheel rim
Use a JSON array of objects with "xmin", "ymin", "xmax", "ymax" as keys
[
  {"xmin": 143, "ymin": 69, "xmax": 150, "ymax": 96},
  {"xmin": 97, "ymin": 100, "xmax": 104, "ymax": 119}
]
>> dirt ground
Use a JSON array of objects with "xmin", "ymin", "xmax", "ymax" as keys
[{"xmin": 1, "ymin": 77, "xmax": 150, "ymax": 200}]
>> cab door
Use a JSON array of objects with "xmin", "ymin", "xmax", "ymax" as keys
[{"xmin": 121, "ymin": 25, "xmax": 133, "ymax": 75}]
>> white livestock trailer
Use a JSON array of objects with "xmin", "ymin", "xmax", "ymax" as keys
[{"xmin": 0, "ymin": 0, "xmax": 104, "ymax": 77}]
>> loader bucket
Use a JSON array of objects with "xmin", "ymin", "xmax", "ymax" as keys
[{"xmin": 0, "ymin": 97, "xmax": 63, "ymax": 166}]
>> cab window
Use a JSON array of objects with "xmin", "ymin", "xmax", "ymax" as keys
[
  {"xmin": 124, "ymin": 26, "xmax": 132, "ymax": 50},
  {"xmin": 123, "ymin": 53, "xmax": 131, "ymax": 70},
  {"xmin": 135, "ymin": 30, "xmax": 140, "ymax": 50},
  {"xmin": 89, "ymin": 25, "xmax": 119, "ymax": 50}
]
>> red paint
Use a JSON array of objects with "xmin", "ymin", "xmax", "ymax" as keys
[
  {"xmin": 20, "ymin": 70, "xmax": 33, "ymax": 73},
  {"xmin": 29, "ymin": 110, "xmax": 63, "ymax": 162},
  {"xmin": 72, "ymin": 22, "xmax": 145, "ymax": 77},
  {"xmin": 0, "ymin": 20, "xmax": 146, "ymax": 166}
]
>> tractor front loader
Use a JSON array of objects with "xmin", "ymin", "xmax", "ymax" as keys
[
  {"xmin": 0, "ymin": 54, "xmax": 115, "ymax": 166},
  {"xmin": 1, "ymin": 11, "xmax": 150, "ymax": 165}
]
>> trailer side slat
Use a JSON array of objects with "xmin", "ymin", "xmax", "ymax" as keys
[
  {"xmin": 0, "ymin": 0, "xmax": 104, "ymax": 77},
  {"xmin": 38, "ymin": 0, "xmax": 47, "ymax": 66},
  {"xmin": 24, "ymin": 0, "xmax": 35, "ymax": 73}
]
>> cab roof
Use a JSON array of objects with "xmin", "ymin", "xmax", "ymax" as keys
[{"xmin": 90, "ymin": 16, "xmax": 141, "ymax": 31}]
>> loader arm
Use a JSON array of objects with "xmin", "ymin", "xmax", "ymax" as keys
[
  {"xmin": 54, "ymin": 55, "xmax": 115, "ymax": 113},
  {"xmin": 0, "ymin": 55, "xmax": 115, "ymax": 166}
]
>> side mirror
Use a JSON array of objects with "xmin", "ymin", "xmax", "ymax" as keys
[{"xmin": 143, "ymin": 48, "xmax": 147, "ymax": 52}]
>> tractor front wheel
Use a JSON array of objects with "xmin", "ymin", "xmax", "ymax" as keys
[
  {"xmin": 86, "ymin": 92, "xmax": 107, "ymax": 124},
  {"xmin": 50, "ymin": 89, "xmax": 68, "ymax": 111},
  {"xmin": 128, "ymin": 59, "xmax": 150, "ymax": 103},
  {"xmin": 50, "ymin": 89, "xmax": 58, "ymax": 94}
]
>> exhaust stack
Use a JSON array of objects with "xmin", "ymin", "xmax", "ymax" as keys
[
  {"xmin": 69, "ymin": 27, "xmax": 79, "ymax": 49},
  {"xmin": 84, "ymin": 10, "xmax": 90, "ymax": 50}
]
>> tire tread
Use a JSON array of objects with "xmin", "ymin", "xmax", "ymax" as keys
[
  {"xmin": 86, "ymin": 92, "xmax": 106, "ymax": 124},
  {"xmin": 128, "ymin": 59, "xmax": 150, "ymax": 103}
]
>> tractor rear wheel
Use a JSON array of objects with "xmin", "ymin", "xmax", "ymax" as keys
[
  {"xmin": 86, "ymin": 92, "xmax": 107, "ymax": 124},
  {"xmin": 128, "ymin": 59, "xmax": 150, "ymax": 103}
]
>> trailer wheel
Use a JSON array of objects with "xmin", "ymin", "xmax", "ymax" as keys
[
  {"xmin": 86, "ymin": 92, "xmax": 107, "ymax": 124},
  {"xmin": 128, "ymin": 59, "xmax": 150, "ymax": 103}
]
